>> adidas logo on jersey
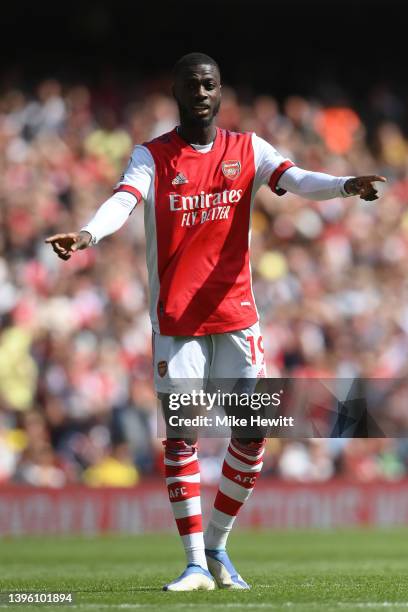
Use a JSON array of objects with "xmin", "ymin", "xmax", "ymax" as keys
[{"xmin": 172, "ymin": 173, "xmax": 189, "ymax": 186}]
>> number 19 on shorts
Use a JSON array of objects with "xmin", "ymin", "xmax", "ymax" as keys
[{"xmin": 246, "ymin": 334, "xmax": 264, "ymax": 365}]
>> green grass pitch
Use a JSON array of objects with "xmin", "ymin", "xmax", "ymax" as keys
[{"xmin": 0, "ymin": 530, "xmax": 408, "ymax": 611}]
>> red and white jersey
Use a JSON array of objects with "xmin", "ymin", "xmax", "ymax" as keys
[{"xmin": 114, "ymin": 127, "xmax": 294, "ymax": 336}]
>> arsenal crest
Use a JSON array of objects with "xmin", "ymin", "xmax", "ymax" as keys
[
  {"xmin": 222, "ymin": 160, "xmax": 241, "ymax": 180},
  {"xmin": 157, "ymin": 361, "xmax": 168, "ymax": 378}
]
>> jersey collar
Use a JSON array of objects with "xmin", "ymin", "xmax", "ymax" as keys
[{"xmin": 173, "ymin": 126, "xmax": 221, "ymax": 153}]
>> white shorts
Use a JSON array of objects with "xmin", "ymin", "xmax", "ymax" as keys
[{"xmin": 153, "ymin": 321, "xmax": 266, "ymax": 394}]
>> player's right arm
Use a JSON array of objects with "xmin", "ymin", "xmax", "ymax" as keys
[{"xmin": 45, "ymin": 145, "xmax": 154, "ymax": 260}]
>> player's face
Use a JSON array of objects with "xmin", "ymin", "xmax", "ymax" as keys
[{"xmin": 173, "ymin": 64, "xmax": 221, "ymax": 128}]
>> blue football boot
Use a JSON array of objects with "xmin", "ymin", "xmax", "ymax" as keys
[
  {"xmin": 163, "ymin": 563, "xmax": 216, "ymax": 591},
  {"xmin": 205, "ymin": 549, "xmax": 250, "ymax": 589}
]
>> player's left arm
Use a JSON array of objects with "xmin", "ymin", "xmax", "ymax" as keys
[
  {"xmin": 252, "ymin": 134, "xmax": 386, "ymax": 201},
  {"xmin": 277, "ymin": 166, "xmax": 387, "ymax": 201}
]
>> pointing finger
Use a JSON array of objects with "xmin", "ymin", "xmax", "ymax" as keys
[
  {"xmin": 45, "ymin": 232, "xmax": 78, "ymax": 243},
  {"xmin": 362, "ymin": 175, "xmax": 387, "ymax": 183},
  {"xmin": 45, "ymin": 234, "xmax": 64, "ymax": 243}
]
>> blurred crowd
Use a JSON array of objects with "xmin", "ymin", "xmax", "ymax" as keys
[{"xmin": 1, "ymin": 75, "xmax": 408, "ymax": 487}]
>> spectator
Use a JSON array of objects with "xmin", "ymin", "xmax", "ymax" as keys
[
  {"xmin": 0, "ymin": 76, "xmax": 406, "ymax": 484},
  {"xmin": 83, "ymin": 442, "xmax": 140, "ymax": 487}
]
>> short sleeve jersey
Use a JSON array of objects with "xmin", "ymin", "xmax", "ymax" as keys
[{"xmin": 114, "ymin": 127, "xmax": 294, "ymax": 336}]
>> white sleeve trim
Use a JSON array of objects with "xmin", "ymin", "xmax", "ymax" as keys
[
  {"xmin": 277, "ymin": 166, "xmax": 355, "ymax": 200},
  {"xmin": 252, "ymin": 133, "xmax": 293, "ymax": 188},
  {"xmin": 80, "ymin": 191, "xmax": 137, "ymax": 245},
  {"xmin": 114, "ymin": 144, "xmax": 154, "ymax": 201}
]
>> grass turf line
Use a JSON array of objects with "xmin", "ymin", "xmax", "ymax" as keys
[{"xmin": 0, "ymin": 530, "xmax": 408, "ymax": 611}]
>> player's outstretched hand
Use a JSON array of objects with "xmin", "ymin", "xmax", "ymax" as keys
[
  {"xmin": 44, "ymin": 231, "xmax": 92, "ymax": 260},
  {"xmin": 344, "ymin": 175, "xmax": 387, "ymax": 201}
]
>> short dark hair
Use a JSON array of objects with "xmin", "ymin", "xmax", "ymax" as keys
[{"xmin": 173, "ymin": 53, "xmax": 220, "ymax": 79}]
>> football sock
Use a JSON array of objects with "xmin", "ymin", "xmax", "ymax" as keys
[
  {"xmin": 204, "ymin": 437, "xmax": 265, "ymax": 551},
  {"xmin": 164, "ymin": 439, "xmax": 208, "ymax": 569}
]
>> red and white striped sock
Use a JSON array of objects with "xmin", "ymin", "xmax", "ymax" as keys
[
  {"xmin": 204, "ymin": 438, "xmax": 265, "ymax": 551},
  {"xmin": 164, "ymin": 439, "xmax": 207, "ymax": 569}
]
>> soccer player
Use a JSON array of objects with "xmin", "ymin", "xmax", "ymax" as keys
[{"xmin": 45, "ymin": 53, "xmax": 386, "ymax": 591}]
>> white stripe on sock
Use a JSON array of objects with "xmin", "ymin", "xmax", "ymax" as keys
[
  {"xmin": 208, "ymin": 507, "xmax": 236, "ymax": 532},
  {"xmin": 181, "ymin": 533, "xmax": 207, "ymax": 569},
  {"xmin": 225, "ymin": 450, "xmax": 263, "ymax": 473},
  {"xmin": 230, "ymin": 441, "xmax": 265, "ymax": 462},
  {"xmin": 219, "ymin": 476, "xmax": 254, "ymax": 503},
  {"xmin": 171, "ymin": 495, "xmax": 202, "ymax": 519},
  {"xmin": 166, "ymin": 473, "xmax": 200, "ymax": 485},
  {"xmin": 164, "ymin": 453, "xmax": 197, "ymax": 467}
]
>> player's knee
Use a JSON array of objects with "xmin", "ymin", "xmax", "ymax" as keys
[
  {"xmin": 232, "ymin": 436, "xmax": 266, "ymax": 449},
  {"xmin": 163, "ymin": 437, "xmax": 198, "ymax": 455},
  {"xmin": 161, "ymin": 393, "xmax": 198, "ymax": 445}
]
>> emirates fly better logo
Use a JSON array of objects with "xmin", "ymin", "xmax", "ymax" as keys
[
  {"xmin": 168, "ymin": 160, "xmax": 243, "ymax": 227},
  {"xmin": 221, "ymin": 160, "xmax": 241, "ymax": 180}
]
